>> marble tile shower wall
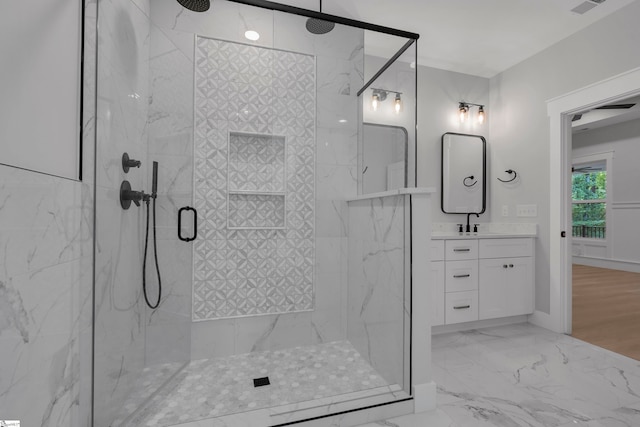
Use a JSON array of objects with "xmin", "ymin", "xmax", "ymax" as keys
[
  {"xmin": 92, "ymin": 0, "xmax": 160, "ymax": 425},
  {"xmin": 347, "ymin": 195, "xmax": 410, "ymax": 390},
  {"xmin": 0, "ymin": 169, "xmax": 86, "ymax": 427},
  {"xmin": 144, "ymin": 20, "xmax": 194, "ymax": 367},
  {"xmin": 0, "ymin": 2, "xmax": 96, "ymax": 426},
  {"xmin": 147, "ymin": 0, "xmax": 363, "ymax": 359},
  {"xmin": 192, "ymin": 38, "xmax": 315, "ymax": 320}
]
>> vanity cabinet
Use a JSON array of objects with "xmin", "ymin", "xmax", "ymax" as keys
[
  {"xmin": 430, "ymin": 236, "xmax": 534, "ymax": 327},
  {"xmin": 478, "ymin": 239, "xmax": 534, "ymax": 320}
]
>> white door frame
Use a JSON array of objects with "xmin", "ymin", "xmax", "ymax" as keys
[{"xmin": 546, "ymin": 67, "xmax": 640, "ymax": 334}]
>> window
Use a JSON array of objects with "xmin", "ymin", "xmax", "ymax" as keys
[{"xmin": 572, "ymin": 161, "xmax": 606, "ymax": 239}]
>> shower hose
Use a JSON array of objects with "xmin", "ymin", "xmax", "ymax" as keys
[{"xmin": 143, "ymin": 195, "xmax": 162, "ymax": 309}]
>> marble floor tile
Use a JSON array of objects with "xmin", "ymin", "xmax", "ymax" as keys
[{"xmin": 356, "ymin": 323, "xmax": 640, "ymax": 427}]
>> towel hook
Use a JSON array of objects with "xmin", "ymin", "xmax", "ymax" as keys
[{"xmin": 497, "ymin": 169, "xmax": 517, "ymax": 183}]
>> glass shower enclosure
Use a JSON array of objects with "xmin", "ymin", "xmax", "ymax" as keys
[{"xmin": 92, "ymin": 0, "xmax": 418, "ymax": 425}]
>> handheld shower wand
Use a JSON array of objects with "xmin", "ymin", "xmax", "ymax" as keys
[
  {"xmin": 143, "ymin": 161, "xmax": 162, "ymax": 309},
  {"xmin": 152, "ymin": 161, "xmax": 158, "ymax": 196}
]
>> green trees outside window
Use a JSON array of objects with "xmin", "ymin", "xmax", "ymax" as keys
[{"xmin": 572, "ymin": 170, "xmax": 606, "ymax": 239}]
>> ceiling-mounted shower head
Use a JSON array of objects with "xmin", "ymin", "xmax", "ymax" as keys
[
  {"xmin": 306, "ymin": 0, "xmax": 334, "ymax": 34},
  {"xmin": 306, "ymin": 19, "xmax": 335, "ymax": 34},
  {"xmin": 177, "ymin": 0, "xmax": 210, "ymax": 12}
]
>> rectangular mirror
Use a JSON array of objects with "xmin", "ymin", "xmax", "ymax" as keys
[
  {"xmin": 362, "ymin": 123, "xmax": 407, "ymax": 194},
  {"xmin": 441, "ymin": 132, "xmax": 486, "ymax": 214}
]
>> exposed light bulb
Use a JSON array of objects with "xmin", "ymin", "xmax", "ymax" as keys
[
  {"xmin": 372, "ymin": 93, "xmax": 380, "ymax": 111},
  {"xmin": 244, "ymin": 30, "xmax": 260, "ymax": 41},
  {"xmin": 459, "ymin": 105, "xmax": 468, "ymax": 123},
  {"xmin": 478, "ymin": 106, "xmax": 485, "ymax": 124},
  {"xmin": 394, "ymin": 93, "xmax": 402, "ymax": 114}
]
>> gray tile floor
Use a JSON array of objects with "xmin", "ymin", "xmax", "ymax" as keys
[
  {"xmin": 359, "ymin": 323, "xmax": 640, "ymax": 427},
  {"xmin": 123, "ymin": 341, "xmax": 389, "ymax": 426}
]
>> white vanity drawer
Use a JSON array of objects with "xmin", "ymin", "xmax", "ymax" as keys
[
  {"xmin": 445, "ymin": 239, "xmax": 478, "ymax": 261},
  {"xmin": 479, "ymin": 238, "xmax": 533, "ymax": 259},
  {"xmin": 430, "ymin": 240, "xmax": 445, "ymax": 261},
  {"xmin": 445, "ymin": 260, "xmax": 478, "ymax": 292},
  {"xmin": 445, "ymin": 290, "xmax": 479, "ymax": 324}
]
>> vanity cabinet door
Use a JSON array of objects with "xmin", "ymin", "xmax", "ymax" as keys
[
  {"xmin": 479, "ymin": 257, "xmax": 533, "ymax": 320},
  {"xmin": 430, "ymin": 261, "xmax": 445, "ymax": 326}
]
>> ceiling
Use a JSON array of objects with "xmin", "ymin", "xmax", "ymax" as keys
[
  {"xmin": 277, "ymin": 0, "xmax": 637, "ymax": 78},
  {"xmin": 572, "ymin": 95, "xmax": 640, "ymax": 133}
]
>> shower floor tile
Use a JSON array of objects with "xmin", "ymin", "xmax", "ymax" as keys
[{"xmin": 125, "ymin": 341, "xmax": 390, "ymax": 427}]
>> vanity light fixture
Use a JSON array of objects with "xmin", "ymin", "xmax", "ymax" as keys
[
  {"xmin": 371, "ymin": 88, "xmax": 402, "ymax": 113},
  {"xmin": 244, "ymin": 30, "xmax": 260, "ymax": 41},
  {"xmin": 394, "ymin": 93, "xmax": 402, "ymax": 114},
  {"xmin": 458, "ymin": 101, "xmax": 486, "ymax": 124},
  {"xmin": 459, "ymin": 102, "xmax": 468, "ymax": 122}
]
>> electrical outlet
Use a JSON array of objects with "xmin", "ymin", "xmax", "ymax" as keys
[
  {"xmin": 502, "ymin": 205, "xmax": 509, "ymax": 217},
  {"xmin": 516, "ymin": 204, "xmax": 538, "ymax": 217}
]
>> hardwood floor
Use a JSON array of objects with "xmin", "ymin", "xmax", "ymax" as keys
[{"xmin": 572, "ymin": 264, "xmax": 640, "ymax": 360}]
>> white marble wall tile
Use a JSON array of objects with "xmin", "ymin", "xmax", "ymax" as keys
[
  {"xmin": 316, "ymin": 127, "xmax": 358, "ymax": 167},
  {"xmin": 191, "ymin": 319, "xmax": 237, "ymax": 360},
  {"xmin": 234, "ymin": 312, "xmax": 314, "ymax": 353},
  {"xmin": 0, "ymin": 165, "xmax": 85, "ymax": 427},
  {"xmin": 347, "ymin": 195, "xmax": 408, "ymax": 389},
  {"xmin": 151, "ymin": 0, "xmax": 275, "ymax": 49},
  {"xmin": 317, "ymin": 93, "xmax": 359, "ymax": 130},
  {"xmin": 93, "ymin": 0, "xmax": 154, "ymax": 424},
  {"xmin": 317, "ymin": 56, "xmax": 362, "ymax": 96},
  {"xmin": 0, "ymin": 175, "xmax": 82, "ymax": 278},
  {"xmin": 316, "ymin": 164, "xmax": 358, "ymax": 201}
]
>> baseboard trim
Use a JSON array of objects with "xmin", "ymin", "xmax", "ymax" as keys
[
  {"xmin": 528, "ymin": 310, "xmax": 560, "ymax": 333},
  {"xmin": 432, "ymin": 315, "xmax": 528, "ymax": 335},
  {"xmin": 573, "ymin": 256, "xmax": 640, "ymax": 273}
]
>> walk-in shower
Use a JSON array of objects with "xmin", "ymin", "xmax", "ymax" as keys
[{"xmin": 92, "ymin": 0, "xmax": 419, "ymax": 425}]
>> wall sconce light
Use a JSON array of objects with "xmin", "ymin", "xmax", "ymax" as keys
[
  {"xmin": 371, "ymin": 88, "xmax": 402, "ymax": 113},
  {"xmin": 394, "ymin": 92, "xmax": 402, "ymax": 114},
  {"xmin": 458, "ymin": 101, "xmax": 486, "ymax": 124}
]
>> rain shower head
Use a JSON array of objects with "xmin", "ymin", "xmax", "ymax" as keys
[
  {"xmin": 306, "ymin": 0, "xmax": 334, "ymax": 35},
  {"xmin": 177, "ymin": 0, "xmax": 210, "ymax": 12},
  {"xmin": 305, "ymin": 18, "xmax": 335, "ymax": 34}
]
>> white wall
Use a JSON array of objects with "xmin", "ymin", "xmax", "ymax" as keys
[
  {"xmin": 489, "ymin": 0, "xmax": 640, "ymax": 314},
  {"xmin": 0, "ymin": 0, "xmax": 82, "ymax": 179},
  {"xmin": 416, "ymin": 65, "xmax": 490, "ymax": 223},
  {"xmin": 573, "ymin": 118, "xmax": 640, "ymax": 264}
]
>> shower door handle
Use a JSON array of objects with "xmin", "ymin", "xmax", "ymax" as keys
[{"xmin": 178, "ymin": 206, "xmax": 197, "ymax": 242}]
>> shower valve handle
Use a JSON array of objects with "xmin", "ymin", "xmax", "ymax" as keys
[{"xmin": 122, "ymin": 152, "xmax": 142, "ymax": 173}]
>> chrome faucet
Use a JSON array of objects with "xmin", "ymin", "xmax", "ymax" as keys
[{"xmin": 466, "ymin": 213, "xmax": 480, "ymax": 233}]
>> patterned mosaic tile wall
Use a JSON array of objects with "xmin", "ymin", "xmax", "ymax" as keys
[{"xmin": 193, "ymin": 37, "xmax": 315, "ymax": 320}]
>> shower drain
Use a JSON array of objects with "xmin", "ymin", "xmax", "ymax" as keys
[{"xmin": 253, "ymin": 376, "xmax": 271, "ymax": 387}]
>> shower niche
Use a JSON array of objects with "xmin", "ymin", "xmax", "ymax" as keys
[{"xmin": 227, "ymin": 132, "xmax": 286, "ymax": 230}]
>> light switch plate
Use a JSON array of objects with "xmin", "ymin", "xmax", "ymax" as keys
[
  {"xmin": 502, "ymin": 205, "xmax": 509, "ymax": 217},
  {"xmin": 516, "ymin": 204, "xmax": 537, "ymax": 217}
]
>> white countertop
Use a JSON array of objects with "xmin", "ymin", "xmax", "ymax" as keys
[
  {"xmin": 431, "ymin": 222, "xmax": 537, "ymax": 239},
  {"xmin": 346, "ymin": 187, "xmax": 436, "ymax": 202},
  {"xmin": 431, "ymin": 231, "xmax": 537, "ymax": 240}
]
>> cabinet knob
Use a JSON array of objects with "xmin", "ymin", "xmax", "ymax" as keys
[
  {"xmin": 503, "ymin": 264, "xmax": 508, "ymax": 268},
  {"xmin": 509, "ymin": 264, "xmax": 514, "ymax": 268}
]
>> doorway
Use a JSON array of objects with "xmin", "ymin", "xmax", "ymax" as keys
[{"xmin": 548, "ymin": 66, "xmax": 640, "ymax": 341}]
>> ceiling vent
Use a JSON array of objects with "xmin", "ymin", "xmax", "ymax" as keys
[{"xmin": 571, "ymin": 0, "xmax": 605, "ymax": 15}]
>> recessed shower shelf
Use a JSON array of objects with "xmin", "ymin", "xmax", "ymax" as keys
[
  {"xmin": 227, "ymin": 131, "xmax": 287, "ymax": 230},
  {"xmin": 227, "ymin": 192, "xmax": 286, "ymax": 230},
  {"xmin": 228, "ymin": 190, "xmax": 286, "ymax": 196}
]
